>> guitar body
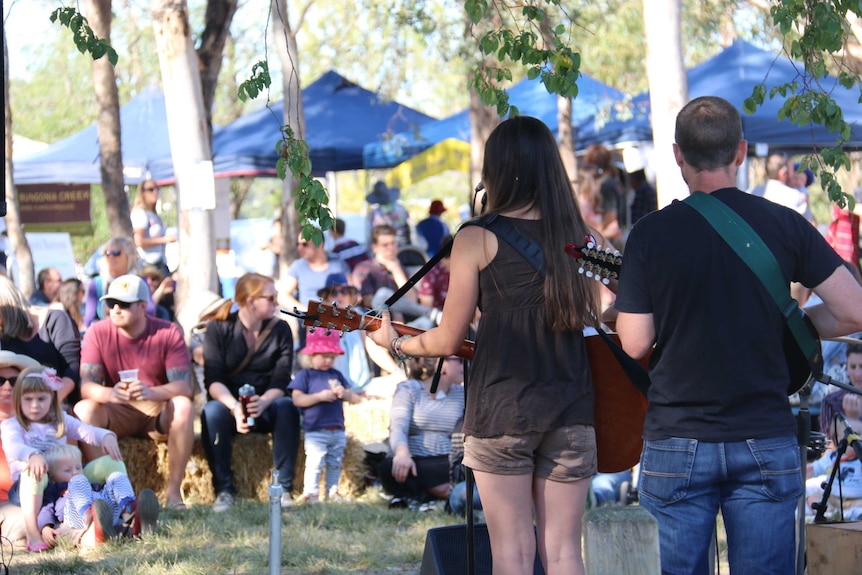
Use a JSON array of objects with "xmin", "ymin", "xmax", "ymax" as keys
[
  {"xmin": 586, "ymin": 333, "xmax": 650, "ymax": 473},
  {"xmin": 783, "ymin": 309, "xmax": 823, "ymax": 395}
]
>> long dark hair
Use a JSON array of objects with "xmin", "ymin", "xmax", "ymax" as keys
[
  {"xmin": 481, "ymin": 116, "xmax": 599, "ymax": 331},
  {"xmin": 57, "ymin": 278, "xmax": 84, "ymax": 329}
]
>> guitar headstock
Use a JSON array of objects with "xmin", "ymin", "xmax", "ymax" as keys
[
  {"xmin": 299, "ymin": 301, "xmax": 368, "ymax": 335},
  {"xmin": 565, "ymin": 235, "xmax": 622, "ymax": 285}
]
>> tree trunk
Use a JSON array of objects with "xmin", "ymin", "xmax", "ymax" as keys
[
  {"xmin": 151, "ymin": 0, "xmax": 218, "ymax": 334},
  {"xmin": 85, "ymin": 0, "xmax": 133, "ymax": 239},
  {"xmin": 557, "ymin": 95, "xmax": 578, "ymax": 186},
  {"xmin": 466, "ymin": 10, "xmax": 499, "ymax": 204},
  {"xmin": 536, "ymin": 14, "xmax": 577, "ymax": 186},
  {"xmin": 3, "ymin": 24, "xmax": 35, "ymax": 295},
  {"xmin": 643, "ymin": 0, "xmax": 688, "ymax": 207},
  {"xmin": 271, "ymin": 0, "xmax": 305, "ymax": 280},
  {"xmin": 468, "ymin": 86, "xmax": 497, "ymax": 192},
  {"xmin": 197, "ymin": 0, "xmax": 238, "ymax": 142}
]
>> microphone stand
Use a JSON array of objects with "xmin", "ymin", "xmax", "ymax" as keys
[
  {"xmin": 811, "ymin": 429, "xmax": 852, "ymax": 524},
  {"xmin": 816, "ymin": 374, "xmax": 862, "ymax": 398},
  {"xmin": 794, "ymin": 382, "xmax": 812, "ymax": 575}
]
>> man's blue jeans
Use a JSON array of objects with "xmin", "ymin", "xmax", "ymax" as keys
[{"xmin": 639, "ymin": 435, "xmax": 802, "ymax": 575}]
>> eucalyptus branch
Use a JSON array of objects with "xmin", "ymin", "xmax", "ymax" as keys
[
  {"xmin": 466, "ymin": 0, "xmax": 580, "ymax": 117},
  {"xmin": 277, "ymin": 126, "xmax": 333, "ymax": 244},
  {"xmin": 744, "ymin": 1, "xmax": 861, "ymax": 209},
  {"xmin": 49, "ymin": 7, "xmax": 118, "ymax": 65},
  {"xmin": 237, "ymin": 63, "xmax": 334, "ymax": 245}
]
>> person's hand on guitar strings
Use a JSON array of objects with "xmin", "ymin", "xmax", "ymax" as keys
[{"xmin": 367, "ymin": 306, "xmax": 399, "ymax": 352}]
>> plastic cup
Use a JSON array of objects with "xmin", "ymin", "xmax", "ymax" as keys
[{"xmin": 118, "ymin": 369, "xmax": 139, "ymax": 387}]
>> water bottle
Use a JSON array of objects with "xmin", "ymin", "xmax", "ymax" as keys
[{"xmin": 238, "ymin": 383, "xmax": 256, "ymax": 426}]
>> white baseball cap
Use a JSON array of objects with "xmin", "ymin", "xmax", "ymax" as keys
[{"xmin": 100, "ymin": 274, "xmax": 150, "ymax": 303}]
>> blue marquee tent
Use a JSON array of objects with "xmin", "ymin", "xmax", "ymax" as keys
[
  {"xmin": 14, "ymin": 84, "xmax": 174, "ymax": 185},
  {"xmin": 211, "ymin": 70, "xmax": 436, "ymax": 176},
  {"xmin": 576, "ymin": 40, "xmax": 862, "ymax": 149},
  {"xmin": 363, "ymin": 73, "xmax": 626, "ymax": 169}
]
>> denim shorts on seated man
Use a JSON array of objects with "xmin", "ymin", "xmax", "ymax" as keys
[{"xmin": 463, "ymin": 424, "xmax": 597, "ymax": 481}]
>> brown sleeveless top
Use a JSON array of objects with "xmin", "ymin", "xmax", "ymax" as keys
[{"xmin": 462, "ymin": 217, "xmax": 594, "ymax": 438}]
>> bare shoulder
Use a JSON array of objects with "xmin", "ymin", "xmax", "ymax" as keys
[{"xmin": 454, "ymin": 224, "xmax": 497, "ymax": 268}]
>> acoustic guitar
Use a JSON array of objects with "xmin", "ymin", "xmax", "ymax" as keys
[
  {"xmin": 283, "ymin": 301, "xmax": 648, "ymax": 473},
  {"xmin": 565, "ymin": 237, "xmax": 821, "ymax": 396}
]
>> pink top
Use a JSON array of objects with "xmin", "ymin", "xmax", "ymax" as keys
[{"xmin": 0, "ymin": 415, "xmax": 115, "ymax": 481}]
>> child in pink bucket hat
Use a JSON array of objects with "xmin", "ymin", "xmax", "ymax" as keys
[
  {"xmin": 298, "ymin": 329, "xmax": 344, "ymax": 356},
  {"xmin": 289, "ymin": 329, "xmax": 362, "ymax": 503}
]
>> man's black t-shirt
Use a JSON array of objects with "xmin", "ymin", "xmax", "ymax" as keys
[{"xmin": 616, "ymin": 188, "xmax": 842, "ymax": 441}]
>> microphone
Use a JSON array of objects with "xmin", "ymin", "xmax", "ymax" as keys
[{"xmin": 836, "ymin": 414, "xmax": 862, "ymax": 461}]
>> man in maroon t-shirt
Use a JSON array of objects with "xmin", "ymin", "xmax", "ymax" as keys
[{"xmin": 75, "ymin": 275, "xmax": 193, "ymax": 510}]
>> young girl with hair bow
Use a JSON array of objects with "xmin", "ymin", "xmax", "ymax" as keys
[{"xmin": 0, "ymin": 366, "xmax": 124, "ymax": 551}]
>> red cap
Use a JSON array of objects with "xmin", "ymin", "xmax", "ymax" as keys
[{"xmin": 429, "ymin": 200, "xmax": 446, "ymax": 215}]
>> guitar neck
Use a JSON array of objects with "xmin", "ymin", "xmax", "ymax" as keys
[
  {"xmin": 360, "ymin": 314, "xmax": 476, "ymax": 361},
  {"xmin": 297, "ymin": 302, "xmax": 476, "ymax": 361}
]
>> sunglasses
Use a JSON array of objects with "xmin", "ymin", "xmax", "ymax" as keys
[
  {"xmin": 104, "ymin": 299, "xmax": 135, "ymax": 310},
  {"xmin": 142, "ymin": 187, "xmax": 158, "ymax": 192},
  {"xmin": 145, "ymin": 275, "xmax": 163, "ymax": 283},
  {"xmin": 0, "ymin": 376, "xmax": 16, "ymax": 386},
  {"xmin": 329, "ymin": 287, "xmax": 357, "ymax": 296},
  {"xmin": 103, "ymin": 249, "xmax": 123, "ymax": 257}
]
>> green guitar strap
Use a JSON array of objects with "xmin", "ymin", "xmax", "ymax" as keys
[{"xmin": 683, "ymin": 192, "xmax": 820, "ymax": 366}]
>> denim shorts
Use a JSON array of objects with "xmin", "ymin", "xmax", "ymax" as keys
[{"xmin": 463, "ymin": 424, "xmax": 597, "ymax": 481}]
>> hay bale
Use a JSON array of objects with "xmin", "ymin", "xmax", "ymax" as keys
[
  {"xmin": 344, "ymin": 398, "xmax": 391, "ymax": 444},
  {"xmin": 289, "ymin": 432, "xmax": 369, "ymax": 499},
  {"xmin": 119, "ymin": 431, "xmax": 369, "ymax": 505}
]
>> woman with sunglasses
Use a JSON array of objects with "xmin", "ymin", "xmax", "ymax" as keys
[
  {"xmin": 0, "ymin": 277, "xmax": 77, "ymax": 403},
  {"xmin": 84, "ymin": 237, "xmax": 157, "ymax": 328},
  {"xmin": 0, "ymin": 351, "xmax": 43, "ymax": 548},
  {"xmin": 131, "ymin": 180, "xmax": 176, "ymax": 277},
  {"xmin": 369, "ymin": 116, "xmax": 603, "ymax": 575},
  {"xmin": 199, "ymin": 272, "xmax": 299, "ymax": 512}
]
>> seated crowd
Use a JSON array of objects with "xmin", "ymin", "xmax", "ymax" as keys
[{"xmin": 0, "ymin": 215, "xmax": 469, "ymax": 554}]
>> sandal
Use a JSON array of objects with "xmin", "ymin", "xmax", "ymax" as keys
[
  {"xmin": 165, "ymin": 500, "xmax": 188, "ymax": 511},
  {"xmin": 26, "ymin": 542, "xmax": 50, "ymax": 553}
]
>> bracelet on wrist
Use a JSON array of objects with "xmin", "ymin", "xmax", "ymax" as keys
[{"xmin": 390, "ymin": 334, "xmax": 413, "ymax": 366}]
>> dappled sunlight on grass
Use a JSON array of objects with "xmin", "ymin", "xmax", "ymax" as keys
[{"xmin": 7, "ymin": 491, "xmax": 460, "ymax": 574}]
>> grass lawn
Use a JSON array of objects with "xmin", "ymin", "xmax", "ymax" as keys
[
  {"xmin": 6, "ymin": 488, "xmax": 740, "ymax": 574},
  {"xmin": 6, "ymin": 489, "xmax": 462, "ymax": 575}
]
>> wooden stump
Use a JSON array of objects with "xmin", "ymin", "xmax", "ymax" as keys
[
  {"xmin": 806, "ymin": 521, "xmax": 862, "ymax": 575},
  {"xmin": 583, "ymin": 506, "xmax": 661, "ymax": 575}
]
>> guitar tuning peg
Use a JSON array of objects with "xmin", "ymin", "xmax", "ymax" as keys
[
  {"xmin": 602, "ymin": 277, "xmax": 610, "ymax": 285},
  {"xmin": 578, "ymin": 266, "xmax": 585, "ymax": 275}
]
